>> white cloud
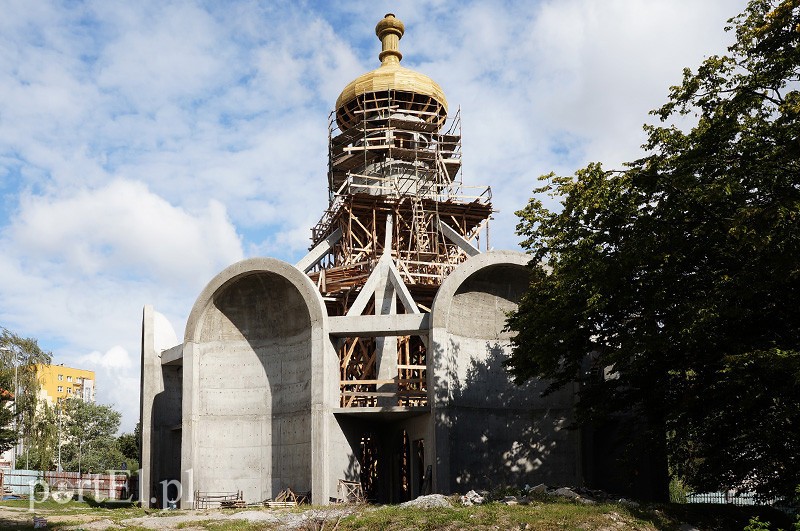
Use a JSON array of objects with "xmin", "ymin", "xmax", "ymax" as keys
[
  {"xmin": 80, "ymin": 345, "xmax": 132, "ymax": 371},
  {"xmin": 10, "ymin": 179, "xmax": 243, "ymax": 284},
  {"xmin": 0, "ymin": 180, "xmax": 242, "ymax": 431},
  {"xmin": 0, "ymin": 0, "xmax": 749, "ymax": 432},
  {"xmin": 95, "ymin": 3, "xmax": 232, "ymax": 108},
  {"xmin": 79, "ymin": 346, "xmax": 139, "ymax": 433}
]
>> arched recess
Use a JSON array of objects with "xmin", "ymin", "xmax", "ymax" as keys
[
  {"xmin": 183, "ymin": 258, "xmax": 327, "ymax": 503},
  {"xmin": 429, "ymin": 251, "xmax": 581, "ymax": 493}
]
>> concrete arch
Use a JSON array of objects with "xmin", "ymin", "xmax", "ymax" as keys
[
  {"xmin": 430, "ymin": 250, "xmax": 530, "ymax": 331},
  {"xmin": 180, "ymin": 258, "xmax": 330, "ymax": 504},
  {"xmin": 185, "ymin": 257, "xmax": 326, "ymax": 344},
  {"xmin": 429, "ymin": 250, "xmax": 581, "ymax": 493}
]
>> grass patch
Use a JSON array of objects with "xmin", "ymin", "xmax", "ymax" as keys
[
  {"xmin": 0, "ymin": 496, "xmax": 794, "ymax": 530},
  {"xmin": 336, "ymin": 502, "xmax": 658, "ymax": 531},
  {"xmin": 0, "ymin": 495, "xmax": 148, "ymax": 522},
  {"xmin": 333, "ymin": 500, "xmax": 793, "ymax": 531}
]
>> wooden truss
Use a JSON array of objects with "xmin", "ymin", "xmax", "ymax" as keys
[{"xmin": 298, "ymin": 92, "xmax": 493, "ymax": 409}]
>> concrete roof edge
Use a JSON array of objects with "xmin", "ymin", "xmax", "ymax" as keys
[
  {"xmin": 430, "ymin": 250, "xmax": 530, "ymax": 330},
  {"xmin": 183, "ymin": 257, "xmax": 327, "ymax": 344}
]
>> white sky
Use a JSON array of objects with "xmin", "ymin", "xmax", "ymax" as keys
[{"xmin": 0, "ymin": 0, "xmax": 747, "ymax": 432}]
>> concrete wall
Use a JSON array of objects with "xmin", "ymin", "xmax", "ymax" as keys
[
  {"xmin": 430, "ymin": 252, "xmax": 581, "ymax": 493},
  {"xmin": 140, "ymin": 306, "xmax": 182, "ymax": 508},
  {"xmin": 181, "ymin": 259, "xmax": 332, "ymax": 505},
  {"xmin": 194, "ymin": 272, "xmax": 311, "ymax": 502},
  {"xmin": 142, "ymin": 250, "xmax": 585, "ymax": 505}
]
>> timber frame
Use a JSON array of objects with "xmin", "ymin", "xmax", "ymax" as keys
[{"xmin": 299, "ymin": 91, "xmax": 493, "ymax": 409}]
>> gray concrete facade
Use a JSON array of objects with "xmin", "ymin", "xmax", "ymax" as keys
[
  {"xmin": 140, "ymin": 251, "xmax": 584, "ymax": 507},
  {"xmin": 429, "ymin": 251, "xmax": 581, "ymax": 493}
]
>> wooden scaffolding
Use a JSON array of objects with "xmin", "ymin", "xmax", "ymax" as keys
[{"xmin": 306, "ymin": 91, "xmax": 493, "ymax": 408}]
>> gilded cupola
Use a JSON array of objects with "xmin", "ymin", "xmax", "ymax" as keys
[{"xmin": 335, "ymin": 13, "xmax": 448, "ymax": 131}]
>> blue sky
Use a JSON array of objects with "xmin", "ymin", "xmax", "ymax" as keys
[{"xmin": 0, "ymin": 0, "xmax": 746, "ymax": 432}]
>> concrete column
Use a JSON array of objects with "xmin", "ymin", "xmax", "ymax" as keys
[
  {"xmin": 139, "ymin": 306, "xmax": 181, "ymax": 507},
  {"xmin": 180, "ymin": 342, "xmax": 199, "ymax": 509},
  {"xmin": 139, "ymin": 306, "xmax": 159, "ymax": 508},
  {"xmin": 374, "ymin": 266, "xmax": 398, "ymax": 407},
  {"xmin": 311, "ymin": 321, "xmax": 335, "ymax": 504}
]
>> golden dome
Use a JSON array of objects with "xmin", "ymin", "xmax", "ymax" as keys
[{"xmin": 335, "ymin": 14, "xmax": 448, "ymax": 131}]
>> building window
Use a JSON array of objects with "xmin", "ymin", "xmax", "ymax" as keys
[
  {"xmin": 67, "ymin": 376, "xmax": 72, "ymax": 382},
  {"xmin": 58, "ymin": 374, "xmax": 63, "ymax": 381},
  {"xmin": 57, "ymin": 386, "xmax": 63, "ymax": 392},
  {"xmin": 67, "ymin": 388, "xmax": 72, "ymax": 394}
]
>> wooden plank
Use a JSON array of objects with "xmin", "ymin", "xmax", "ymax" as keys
[
  {"xmin": 340, "ymin": 338, "xmax": 359, "ymax": 370},
  {"xmin": 350, "ymin": 212, "xmax": 371, "ymax": 246},
  {"xmin": 341, "ymin": 390, "xmax": 428, "ymax": 397},
  {"xmin": 362, "ymin": 350, "xmax": 377, "ymax": 379},
  {"xmin": 340, "ymin": 379, "xmax": 424, "ymax": 386}
]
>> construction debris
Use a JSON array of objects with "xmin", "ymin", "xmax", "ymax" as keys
[
  {"xmin": 264, "ymin": 488, "xmax": 310, "ymax": 508},
  {"xmin": 460, "ymin": 490, "xmax": 485, "ymax": 506},
  {"xmin": 194, "ymin": 491, "xmax": 243, "ymax": 510},
  {"xmin": 400, "ymin": 493, "xmax": 452, "ymax": 508}
]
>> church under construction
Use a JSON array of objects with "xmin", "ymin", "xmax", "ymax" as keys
[{"xmin": 140, "ymin": 13, "xmax": 583, "ymax": 507}]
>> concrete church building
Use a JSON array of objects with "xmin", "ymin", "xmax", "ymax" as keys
[{"xmin": 140, "ymin": 14, "xmax": 582, "ymax": 508}]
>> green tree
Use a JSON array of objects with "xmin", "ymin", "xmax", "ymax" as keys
[
  {"xmin": 0, "ymin": 327, "xmax": 52, "ymax": 466},
  {"xmin": 24, "ymin": 402, "xmax": 58, "ymax": 470},
  {"xmin": 116, "ymin": 432, "xmax": 138, "ymax": 462},
  {"xmin": 0, "ymin": 370, "xmax": 17, "ymax": 453},
  {"xmin": 74, "ymin": 435, "xmax": 128, "ymax": 474},
  {"xmin": 61, "ymin": 398, "xmax": 121, "ymax": 474},
  {"xmin": 116, "ymin": 424, "xmax": 140, "ymax": 473},
  {"xmin": 506, "ymin": 0, "xmax": 800, "ymax": 501}
]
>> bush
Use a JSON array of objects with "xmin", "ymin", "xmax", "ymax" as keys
[{"xmin": 669, "ymin": 477, "xmax": 688, "ymax": 504}]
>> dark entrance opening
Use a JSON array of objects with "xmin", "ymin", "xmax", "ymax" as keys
[{"xmin": 359, "ymin": 431, "xmax": 379, "ymax": 501}]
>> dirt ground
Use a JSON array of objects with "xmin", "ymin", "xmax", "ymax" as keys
[{"xmin": 0, "ymin": 504, "xmax": 357, "ymax": 530}]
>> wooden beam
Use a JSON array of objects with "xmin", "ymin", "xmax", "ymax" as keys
[
  {"xmin": 340, "ymin": 379, "xmax": 424, "ymax": 386},
  {"xmin": 341, "ymin": 390, "xmax": 427, "ymax": 397},
  {"xmin": 340, "ymin": 338, "xmax": 359, "ymax": 370}
]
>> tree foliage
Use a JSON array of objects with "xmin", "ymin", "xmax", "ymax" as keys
[
  {"xmin": 117, "ymin": 432, "xmax": 138, "ymax": 463},
  {"xmin": 116, "ymin": 424, "xmax": 141, "ymax": 473},
  {"xmin": 63, "ymin": 434, "xmax": 129, "ymax": 474},
  {"xmin": 0, "ymin": 370, "xmax": 16, "ymax": 454},
  {"xmin": 25, "ymin": 402, "xmax": 58, "ymax": 470},
  {"xmin": 61, "ymin": 398, "xmax": 122, "ymax": 473},
  {"xmin": 506, "ymin": 0, "xmax": 800, "ymax": 500},
  {"xmin": 0, "ymin": 327, "xmax": 52, "ymax": 460}
]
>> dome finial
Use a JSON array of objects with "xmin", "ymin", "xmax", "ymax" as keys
[{"xmin": 376, "ymin": 13, "xmax": 405, "ymax": 64}]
